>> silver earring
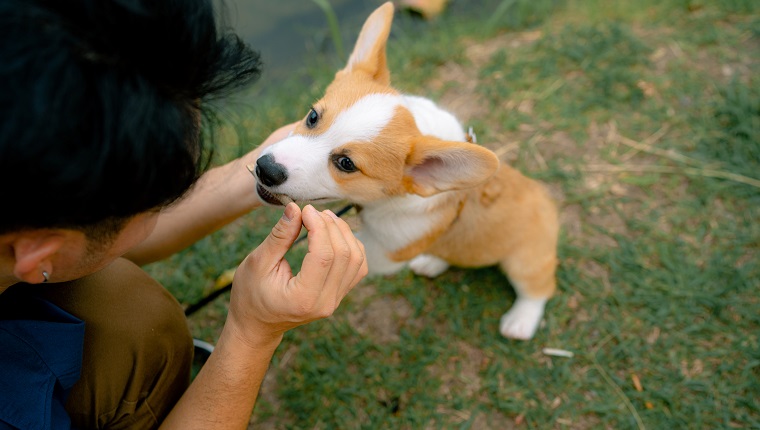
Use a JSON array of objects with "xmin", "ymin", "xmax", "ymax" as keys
[{"xmin": 42, "ymin": 271, "xmax": 49, "ymax": 283}]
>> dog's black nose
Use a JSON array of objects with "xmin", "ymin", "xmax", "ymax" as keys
[{"xmin": 255, "ymin": 154, "xmax": 288, "ymax": 187}]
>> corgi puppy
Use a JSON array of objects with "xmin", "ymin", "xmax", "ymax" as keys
[{"xmin": 253, "ymin": 2, "xmax": 559, "ymax": 340}]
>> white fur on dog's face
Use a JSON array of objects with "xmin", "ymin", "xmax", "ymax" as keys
[{"xmin": 258, "ymin": 93, "xmax": 403, "ymax": 204}]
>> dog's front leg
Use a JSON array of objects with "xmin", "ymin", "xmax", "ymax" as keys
[{"xmin": 355, "ymin": 230, "xmax": 407, "ymax": 275}]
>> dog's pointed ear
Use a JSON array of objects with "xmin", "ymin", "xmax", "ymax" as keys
[
  {"xmin": 404, "ymin": 136, "xmax": 500, "ymax": 197},
  {"xmin": 340, "ymin": 2, "xmax": 394, "ymax": 85}
]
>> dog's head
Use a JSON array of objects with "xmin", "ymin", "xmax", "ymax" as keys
[{"xmin": 254, "ymin": 2, "xmax": 498, "ymax": 206}]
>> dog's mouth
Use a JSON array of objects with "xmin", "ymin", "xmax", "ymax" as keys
[
  {"xmin": 256, "ymin": 182, "xmax": 337, "ymax": 206},
  {"xmin": 256, "ymin": 183, "xmax": 291, "ymax": 206}
]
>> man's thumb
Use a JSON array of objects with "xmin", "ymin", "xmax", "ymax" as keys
[{"xmin": 257, "ymin": 202, "xmax": 302, "ymax": 262}]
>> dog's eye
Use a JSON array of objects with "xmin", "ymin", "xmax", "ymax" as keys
[
  {"xmin": 333, "ymin": 155, "xmax": 357, "ymax": 173},
  {"xmin": 306, "ymin": 108, "xmax": 319, "ymax": 128}
]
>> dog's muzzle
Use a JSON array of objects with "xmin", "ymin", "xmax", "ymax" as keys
[
  {"xmin": 255, "ymin": 154, "xmax": 288, "ymax": 187},
  {"xmin": 251, "ymin": 154, "xmax": 291, "ymax": 206}
]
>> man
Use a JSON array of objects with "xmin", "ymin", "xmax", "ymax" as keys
[{"xmin": 0, "ymin": 0, "xmax": 368, "ymax": 428}]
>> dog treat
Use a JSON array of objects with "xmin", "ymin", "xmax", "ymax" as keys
[
  {"xmin": 245, "ymin": 163, "xmax": 256, "ymax": 177},
  {"xmin": 542, "ymin": 348, "xmax": 574, "ymax": 358}
]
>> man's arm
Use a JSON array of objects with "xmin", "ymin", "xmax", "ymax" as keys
[
  {"xmin": 160, "ymin": 322, "xmax": 282, "ymax": 430},
  {"xmin": 160, "ymin": 203, "xmax": 368, "ymax": 429},
  {"xmin": 124, "ymin": 123, "xmax": 296, "ymax": 266}
]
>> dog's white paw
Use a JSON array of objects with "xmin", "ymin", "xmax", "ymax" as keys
[
  {"xmin": 499, "ymin": 297, "xmax": 547, "ymax": 340},
  {"xmin": 409, "ymin": 254, "xmax": 449, "ymax": 278}
]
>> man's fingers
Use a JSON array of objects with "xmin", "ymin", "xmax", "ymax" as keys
[
  {"xmin": 295, "ymin": 206, "xmax": 366, "ymax": 301},
  {"xmin": 319, "ymin": 210, "xmax": 353, "ymax": 296},
  {"xmin": 250, "ymin": 203, "xmax": 302, "ymax": 270},
  {"xmin": 296, "ymin": 205, "xmax": 334, "ymax": 291},
  {"xmin": 323, "ymin": 210, "xmax": 366, "ymax": 301},
  {"xmin": 350, "ymin": 239, "xmax": 369, "ymax": 289}
]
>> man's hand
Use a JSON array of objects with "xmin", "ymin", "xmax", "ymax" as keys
[
  {"xmin": 160, "ymin": 184, "xmax": 366, "ymax": 430},
  {"xmin": 226, "ymin": 203, "xmax": 367, "ymax": 346}
]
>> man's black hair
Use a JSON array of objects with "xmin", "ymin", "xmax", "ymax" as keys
[{"xmin": 0, "ymin": 0, "xmax": 262, "ymax": 235}]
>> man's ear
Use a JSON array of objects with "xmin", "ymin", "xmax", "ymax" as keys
[
  {"xmin": 404, "ymin": 136, "xmax": 500, "ymax": 197},
  {"xmin": 12, "ymin": 233, "xmax": 66, "ymax": 283},
  {"xmin": 339, "ymin": 1, "xmax": 394, "ymax": 85}
]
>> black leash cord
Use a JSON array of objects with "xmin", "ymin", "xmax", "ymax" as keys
[{"xmin": 184, "ymin": 204, "xmax": 354, "ymax": 317}]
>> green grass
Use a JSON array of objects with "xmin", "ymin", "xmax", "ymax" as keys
[{"xmin": 146, "ymin": 0, "xmax": 759, "ymax": 428}]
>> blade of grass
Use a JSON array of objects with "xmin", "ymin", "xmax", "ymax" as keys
[
  {"xmin": 486, "ymin": 0, "xmax": 517, "ymax": 32},
  {"xmin": 311, "ymin": 0, "xmax": 345, "ymax": 61},
  {"xmin": 590, "ymin": 334, "xmax": 647, "ymax": 430},
  {"xmin": 582, "ymin": 164, "xmax": 760, "ymax": 189},
  {"xmin": 614, "ymin": 123, "xmax": 722, "ymax": 168}
]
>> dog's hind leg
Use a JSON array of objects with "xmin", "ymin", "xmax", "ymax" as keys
[
  {"xmin": 409, "ymin": 254, "xmax": 450, "ymax": 278},
  {"xmin": 498, "ymin": 252, "xmax": 557, "ymax": 340}
]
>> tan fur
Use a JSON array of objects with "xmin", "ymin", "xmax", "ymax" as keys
[
  {"xmin": 404, "ymin": 134, "xmax": 500, "ymax": 196},
  {"xmin": 424, "ymin": 165, "xmax": 559, "ymax": 299},
  {"xmin": 292, "ymin": 77, "xmax": 397, "ymax": 138},
  {"xmin": 328, "ymin": 107, "xmax": 417, "ymax": 200}
]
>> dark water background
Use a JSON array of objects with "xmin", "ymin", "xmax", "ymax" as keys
[
  {"xmin": 222, "ymin": 0, "xmax": 512, "ymax": 87},
  {"xmin": 223, "ymin": 0, "xmax": 384, "ymax": 86}
]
